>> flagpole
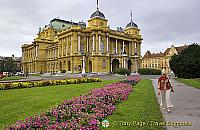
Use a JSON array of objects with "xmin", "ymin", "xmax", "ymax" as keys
[{"xmin": 97, "ymin": 0, "xmax": 99, "ymax": 10}]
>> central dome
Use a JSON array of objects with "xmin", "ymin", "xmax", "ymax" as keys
[
  {"xmin": 126, "ymin": 21, "xmax": 138, "ymax": 28},
  {"xmin": 90, "ymin": 9, "xmax": 105, "ymax": 19}
]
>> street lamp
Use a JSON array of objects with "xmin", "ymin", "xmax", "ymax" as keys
[
  {"xmin": 80, "ymin": 44, "xmax": 86, "ymax": 74},
  {"xmin": 40, "ymin": 63, "xmax": 43, "ymax": 74}
]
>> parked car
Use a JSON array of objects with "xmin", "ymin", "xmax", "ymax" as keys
[
  {"xmin": 15, "ymin": 72, "xmax": 24, "ymax": 76},
  {"xmin": 0, "ymin": 74, "xmax": 6, "ymax": 79}
]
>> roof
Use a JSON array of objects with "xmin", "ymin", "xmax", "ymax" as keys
[
  {"xmin": 0, "ymin": 56, "xmax": 21, "ymax": 61},
  {"xmin": 143, "ymin": 51, "xmax": 164, "ymax": 58},
  {"xmin": 126, "ymin": 21, "xmax": 138, "ymax": 28},
  {"xmin": 90, "ymin": 9, "xmax": 105, "ymax": 19},
  {"xmin": 40, "ymin": 18, "xmax": 79, "ymax": 32},
  {"xmin": 50, "ymin": 18, "xmax": 78, "ymax": 25},
  {"xmin": 175, "ymin": 45, "xmax": 188, "ymax": 53},
  {"xmin": 164, "ymin": 45, "xmax": 188, "ymax": 55},
  {"xmin": 13, "ymin": 57, "xmax": 22, "ymax": 62}
]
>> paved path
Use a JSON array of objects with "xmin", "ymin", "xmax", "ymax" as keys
[{"xmin": 152, "ymin": 78, "xmax": 200, "ymax": 130}]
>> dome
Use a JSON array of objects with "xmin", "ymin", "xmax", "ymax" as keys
[
  {"xmin": 126, "ymin": 21, "xmax": 138, "ymax": 28},
  {"xmin": 90, "ymin": 9, "xmax": 105, "ymax": 19}
]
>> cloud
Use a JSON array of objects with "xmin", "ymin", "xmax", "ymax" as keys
[{"xmin": 0, "ymin": 0, "xmax": 199, "ymax": 57}]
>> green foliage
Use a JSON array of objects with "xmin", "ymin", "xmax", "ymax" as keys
[
  {"xmin": 0, "ymin": 76, "xmax": 22, "ymax": 81},
  {"xmin": 115, "ymin": 68, "xmax": 131, "ymax": 75},
  {"xmin": 0, "ymin": 78, "xmax": 102, "ymax": 90},
  {"xmin": 138, "ymin": 68, "xmax": 161, "ymax": 75},
  {"xmin": 176, "ymin": 78, "xmax": 200, "ymax": 89},
  {"xmin": 170, "ymin": 44, "xmax": 200, "ymax": 78},
  {"xmin": 0, "ymin": 57, "xmax": 18, "ymax": 74},
  {"xmin": 0, "ymin": 84, "xmax": 5, "ymax": 90}
]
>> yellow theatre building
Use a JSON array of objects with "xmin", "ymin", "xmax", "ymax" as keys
[{"xmin": 21, "ymin": 4, "xmax": 143, "ymax": 74}]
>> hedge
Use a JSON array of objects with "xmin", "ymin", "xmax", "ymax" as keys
[
  {"xmin": 114, "ymin": 68, "xmax": 131, "ymax": 76},
  {"xmin": 138, "ymin": 68, "xmax": 161, "ymax": 75},
  {"xmin": 0, "ymin": 78, "xmax": 101, "ymax": 90}
]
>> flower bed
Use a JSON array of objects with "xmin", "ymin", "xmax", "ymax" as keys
[
  {"xmin": 5, "ymin": 76, "xmax": 140, "ymax": 130},
  {"xmin": 120, "ymin": 75, "xmax": 141, "ymax": 86},
  {"xmin": 0, "ymin": 78, "xmax": 101, "ymax": 90}
]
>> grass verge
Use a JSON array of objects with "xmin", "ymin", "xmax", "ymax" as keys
[
  {"xmin": 0, "ymin": 76, "xmax": 22, "ymax": 81},
  {"xmin": 0, "ymin": 80, "xmax": 118, "ymax": 128},
  {"xmin": 102, "ymin": 79, "xmax": 165, "ymax": 130},
  {"xmin": 176, "ymin": 78, "xmax": 200, "ymax": 89}
]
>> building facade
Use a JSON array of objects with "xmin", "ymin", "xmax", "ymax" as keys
[
  {"xmin": 142, "ymin": 45, "xmax": 188, "ymax": 73},
  {"xmin": 21, "ymin": 6, "xmax": 143, "ymax": 74}
]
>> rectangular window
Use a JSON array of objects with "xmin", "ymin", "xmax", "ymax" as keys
[{"xmin": 102, "ymin": 60, "xmax": 106, "ymax": 69}]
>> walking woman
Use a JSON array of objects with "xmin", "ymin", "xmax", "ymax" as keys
[{"xmin": 158, "ymin": 69, "xmax": 174, "ymax": 112}]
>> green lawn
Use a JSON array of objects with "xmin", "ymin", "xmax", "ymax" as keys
[
  {"xmin": 0, "ymin": 80, "xmax": 118, "ymax": 128},
  {"xmin": 176, "ymin": 78, "xmax": 200, "ymax": 89},
  {"xmin": 102, "ymin": 79, "xmax": 165, "ymax": 130},
  {"xmin": 29, "ymin": 74, "xmax": 41, "ymax": 76},
  {"xmin": 0, "ymin": 76, "xmax": 22, "ymax": 81}
]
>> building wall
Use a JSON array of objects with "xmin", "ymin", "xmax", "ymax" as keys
[
  {"xmin": 141, "ymin": 45, "xmax": 186, "ymax": 74},
  {"xmin": 22, "ymin": 18, "xmax": 143, "ymax": 74}
]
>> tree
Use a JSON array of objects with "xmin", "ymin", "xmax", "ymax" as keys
[
  {"xmin": 169, "ymin": 43, "xmax": 200, "ymax": 78},
  {"xmin": 4, "ymin": 57, "xmax": 17, "ymax": 74}
]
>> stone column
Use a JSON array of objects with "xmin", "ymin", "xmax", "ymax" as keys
[
  {"xmin": 135, "ymin": 59, "xmax": 138, "ymax": 73},
  {"xmin": 99, "ymin": 35, "xmax": 101, "ymax": 52},
  {"xmin": 78, "ymin": 34, "xmax": 81, "ymax": 53},
  {"xmin": 115, "ymin": 39, "xmax": 118, "ymax": 54},
  {"xmin": 66, "ymin": 36, "xmax": 68, "ymax": 55},
  {"xmin": 135, "ymin": 42, "xmax": 137, "ymax": 55},
  {"xmin": 106, "ymin": 36, "xmax": 109, "ymax": 52},
  {"xmin": 125, "ymin": 59, "xmax": 127, "ymax": 69},
  {"xmin": 86, "ymin": 36, "xmax": 89, "ymax": 52},
  {"xmin": 71, "ymin": 36, "xmax": 73, "ymax": 55},
  {"xmin": 129, "ymin": 41, "xmax": 131, "ymax": 55},
  {"xmin": 36, "ymin": 45, "xmax": 38, "ymax": 58},
  {"xmin": 122, "ymin": 59, "xmax": 124, "ymax": 68},
  {"xmin": 122, "ymin": 41, "xmax": 125, "ymax": 54},
  {"xmin": 138, "ymin": 42, "xmax": 141, "ymax": 56},
  {"xmin": 110, "ymin": 61, "xmax": 113, "ymax": 73},
  {"xmin": 123, "ymin": 59, "xmax": 126, "ymax": 68},
  {"xmin": 92, "ymin": 35, "xmax": 95, "ymax": 52},
  {"xmin": 132, "ymin": 41, "xmax": 134, "ymax": 55},
  {"xmin": 82, "ymin": 55, "xmax": 86, "ymax": 74}
]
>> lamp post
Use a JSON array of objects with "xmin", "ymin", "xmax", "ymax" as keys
[
  {"xmin": 80, "ymin": 44, "xmax": 85, "ymax": 74},
  {"xmin": 40, "ymin": 63, "xmax": 43, "ymax": 74}
]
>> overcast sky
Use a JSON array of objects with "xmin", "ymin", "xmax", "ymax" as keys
[{"xmin": 0, "ymin": 0, "xmax": 199, "ymax": 57}]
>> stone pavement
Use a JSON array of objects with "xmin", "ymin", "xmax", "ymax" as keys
[
  {"xmin": 0, "ymin": 74, "xmax": 126, "ymax": 83},
  {"xmin": 152, "ymin": 78, "xmax": 200, "ymax": 130}
]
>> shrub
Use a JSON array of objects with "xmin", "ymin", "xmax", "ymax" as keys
[
  {"xmin": 115, "ymin": 68, "xmax": 131, "ymax": 76},
  {"xmin": 0, "ymin": 78, "xmax": 101, "ymax": 90},
  {"xmin": 0, "ymin": 84, "xmax": 5, "ymax": 90},
  {"xmin": 170, "ymin": 43, "xmax": 200, "ymax": 78},
  {"xmin": 11, "ymin": 82, "xmax": 21, "ymax": 89},
  {"xmin": 61, "ymin": 70, "xmax": 66, "ymax": 73},
  {"xmin": 138, "ymin": 68, "xmax": 161, "ymax": 75},
  {"xmin": 21, "ymin": 82, "xmax": 32, "ymax": 88}
]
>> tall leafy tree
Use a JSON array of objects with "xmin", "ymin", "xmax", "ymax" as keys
[
  {"xmin": 170, "ymin": 43, "xmax": 200, "ymax": 78},
  {"xmin": 4, "ymin": 57, "xmax": 17, "ymax": 74}
]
